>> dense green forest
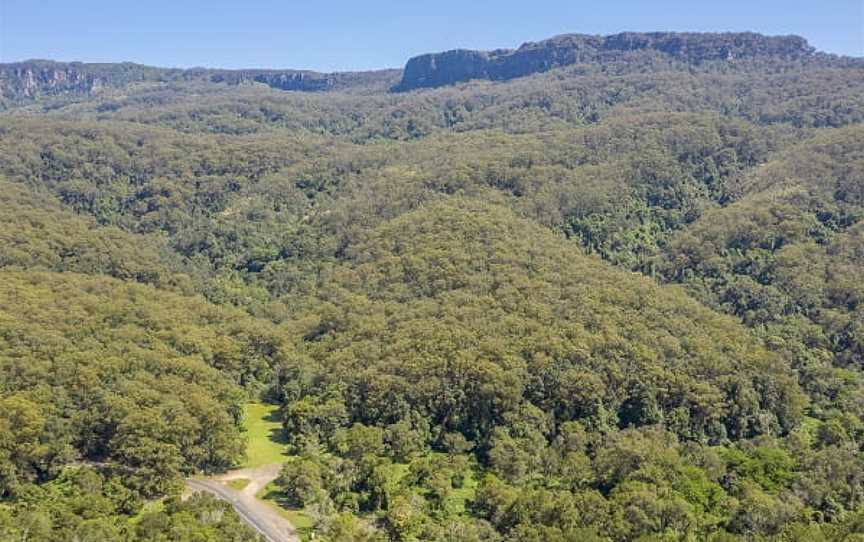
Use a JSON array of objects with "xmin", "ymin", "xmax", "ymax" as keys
[{"xmin": 1, "ymin": 32, "xmax": 863, "ymax": 541}]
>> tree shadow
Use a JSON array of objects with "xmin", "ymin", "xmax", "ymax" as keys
[
  {"xmin": 260, "ymin": 486, "xmax": 315, "ymax": 535},
  {"xmin": 261, "ymin": 486, "xmax": 295, "ymax": 508},
  {"xmin": 264, "ymin": 408, "xmax": 289, "ymax": 446}
]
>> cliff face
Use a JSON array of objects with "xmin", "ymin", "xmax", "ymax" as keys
[
  {"xmin": 0, "ymin": 61, "xmax": 400, "ymax": 103},
  {"xmin": 0, "ymin": 32, "xmax": 825, "ymax": 102},
  {"xmin": 398, "ymin": 49, "xmax": 493, "ymax": 90},
  {"xmin": 0, "ymin": 63, "xmax": 105, "ymax": 100},
  {"xmin": 395, "ymin": 32, "xmax": 817, "ymax": 91},
  {"xmin": 0, "ymin": 61, "xmax": 183, "ymax": 102}
]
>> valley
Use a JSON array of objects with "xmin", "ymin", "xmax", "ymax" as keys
[{"xmin": 0, "ymin": 27, "xmax": 862, "ymax": 542}]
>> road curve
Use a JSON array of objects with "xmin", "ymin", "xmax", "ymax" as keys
[{"xmin": 186, "ymin": 478, "xmax": 299, "ymax": 542}]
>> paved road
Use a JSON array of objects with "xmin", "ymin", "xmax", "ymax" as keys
[{"xmin": 186, "ymin": 478, "xmax": 299, "ymax": 542}]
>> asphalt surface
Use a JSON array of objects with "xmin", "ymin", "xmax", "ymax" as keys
[{"xmin": 186, "ymin": 478, "xmax": 299, "ymax": 542}]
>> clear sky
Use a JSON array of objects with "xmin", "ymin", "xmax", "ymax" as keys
[{"xmin": 1, "ymin": 0, "xmax": 862, "ymax": 71}]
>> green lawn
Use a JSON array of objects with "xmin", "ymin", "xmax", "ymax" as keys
[
  {"xmin": 227, "ymin": 478, "xmax": 251, "ymax": 491},
  {"xmin": 242, "ymin": 403, "xmax": 289, "ymax": 468},
  {"xmin": 239, "ymin": 403, "xmax": 314, "ymax": 536}
]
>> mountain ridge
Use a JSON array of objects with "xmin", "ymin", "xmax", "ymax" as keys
[
  {"xmin": 3, "ymin": 31, "xmax": 861, "ymax": 103},
  {"xmin": 394, "ymin": 31, "xmax": 821, "ymax": 90},
  {"xmin": 0, "ymin": 59, "xmax": 400, "ymax": 102},
  {"xmin": 2, "ymin": 24, "xmax": 864, "ymax": 540}
]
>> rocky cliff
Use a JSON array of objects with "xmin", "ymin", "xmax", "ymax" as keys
[
  {"xmin": 0, "ymin": 61, "xmax": 183, "ymax": 102},
  {"xmin": 0, "ymin": 32, "xmax": 829, "ymax": 102},
  {"xmin": 0, "ymin": 63, "xmax": 101, "ymax": 99},
  {"xmin": 395, "ymin": 32, "xmax": 818, "ymax": 91},
  {"xmin": 0, "ymin": 61, "xmax": 399, "ymax": 103}
]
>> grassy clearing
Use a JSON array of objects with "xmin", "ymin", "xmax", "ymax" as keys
[
  {"xmin": 238, "ymin": 403, "xmax": 314, "ymax": 536},
  {"xmin": 257, "ymin": 482, "xmax": 316, "ymax": 540},
  {"xmin": 227, "ymin": 478, "xmax": 251, "ymax": 491},
  {"xmin": 447, "ymin": 469, "xmax": 478, "ymax": 515},
  {"xmin": 283, "ymin": 508, "xmax": 315, "ymax": 530},
  {"xmin": 241, "ymin": 402, "xmax": 288, "ymax": 468}
]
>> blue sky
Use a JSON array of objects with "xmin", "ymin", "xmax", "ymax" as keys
[{"xmin": 1, "ymin": 0, "xmax": 862, "ymax": 70}]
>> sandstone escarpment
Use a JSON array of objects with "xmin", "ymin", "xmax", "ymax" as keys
[
  {"xmin": 0, "ymin": 61, "xmax": 399, "ymax": 104},
  {"xmin": 394, "ymin": 32, "xmax": 817, "ymax": 91}
]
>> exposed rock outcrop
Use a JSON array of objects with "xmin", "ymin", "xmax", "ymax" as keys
[
  {"xmin": 0, "ymin": 61, "xmax": 182, "ymax": 102},
  {"xmin": 0, "ymin": 32, "xmax": 832, "ymax": 102},
  {"xmin": 1, "ymin": 62, "xmax": 105, "ymax": 100},
  {"xmin": 0, "ymin": 61, "xmax": 399, "ymax": 103},
  {"xmin": 395, "ymin": 32, "xmax": 817, "ymax": 91}
]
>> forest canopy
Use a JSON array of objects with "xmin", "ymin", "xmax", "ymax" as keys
[{"xmin": 0, "ymin": 31, "xmax": 862, "ymax": 542}]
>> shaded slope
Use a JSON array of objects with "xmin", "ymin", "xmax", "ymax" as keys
[{"xmin": 656, "ymin": 125, "xmax": 864, "ymax": 421}]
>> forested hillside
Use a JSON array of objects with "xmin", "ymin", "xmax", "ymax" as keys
[{"xmin": 1, "ymin": 32, "xmax": 862, "ymax": 541}]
